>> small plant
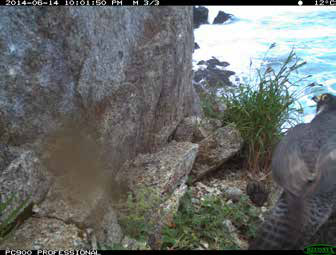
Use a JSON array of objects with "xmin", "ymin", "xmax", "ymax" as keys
[
  {"xmin": 0, "ymin": 193, "xmax": 31, "ymax": 243},
  {"xmin": 161, "ymin": 190, "xmax": 261, "ymax": 250},
  {"xmin": 220, "ymin": 45, "xmax": 315, "ymax": 174},
  {"xmin": 116, "ymin": 185, "xmax": 163, "ymax": 242}
]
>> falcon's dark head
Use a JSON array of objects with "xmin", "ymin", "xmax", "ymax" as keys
[{"xmin": 312, "ymin": 93, "xmax": 336, "ymax": 115}]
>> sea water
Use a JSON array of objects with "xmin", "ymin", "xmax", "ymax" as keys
[{"xmin": 193, "ymin": 6, "xmax": 336, "ymax": 123}]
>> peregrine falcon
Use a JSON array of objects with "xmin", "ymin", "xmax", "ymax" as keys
[{"xmin": 249, "ymin": 93, "xmax": 336, "ymax": 250}]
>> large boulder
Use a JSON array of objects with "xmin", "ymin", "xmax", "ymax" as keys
[
  {"xmin": 192, "ymin": 124, "xmax": 243, "ymax": 181},
  {"xmin": 193, "ymin": 6, "xmax": 209, "ymax": 28},
  {"xmin": 0, "ymin": 149, "xmax": 52, "ymax": 224},
  {"xmin": 115, "ymin": 141, "xmax": 199, "ymax": 249},
  {"xmin": 116, "ymin": 141, "xmax": 198, "ymax": 196},
  {"xmin": 0, "ymin": 217, "xmax": 91, "ymax": 250}
]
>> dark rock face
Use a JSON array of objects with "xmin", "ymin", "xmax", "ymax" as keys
[
  {"xmin": 213, "ymin": 11, "xmax": 233, "ymax": 24},
  {"xmin": 194, "ymin": 57, "xmax": 235, "ymax": 92},
  {"xmin": 0, "ymin": 7, "xmax": 196, "ymax": 171},
  {"xmin": 194, "ymin": 42, "xmax": 200, "ymax": 50},
  {"xmin": 197, "ymin": 58, "xmax": 230, "ymax": 69},
  {"xmin": 192, "ymin": 57, "xmax": 234, "ymax": 120},
  {"xmin": 193, "ymin": 6, "xmax": 209, "ymax": 29}
]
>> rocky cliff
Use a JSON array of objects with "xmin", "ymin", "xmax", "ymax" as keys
[
  {"xmin": 0, "ymin": 6, "xmax": 197, "ymax": 170},
  {"xmin": 0, "ymin": 7, "xmax": 200, "ymax": 249}
]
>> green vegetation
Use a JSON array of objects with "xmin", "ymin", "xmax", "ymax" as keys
[
  {"xmin": 114, "ymin": 186, "xmax": 260, "ymax": 250},
  {"xmin": 161, "ymin": 190, "xmax": 260, "ymax": 250},
  {"xmin": 0, "ymin": 193, "xmax": 30, "ymax": 243},
  {"xmin": 202, "ymin": 45, "xmax": 316, "ymax": 174},
  {"xmin": 116, "ymin": 185, "xmax": 163, "ymax": 242}
]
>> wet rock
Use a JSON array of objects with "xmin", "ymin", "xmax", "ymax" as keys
[
  {"xmin": 194, "ymin": 65, "xmax": 235, "ymax": 89},
  {"xmin": 0, "ymin": 217, "xmax": 90, "ymax": 250},
  {"xmin": 193, "ymin": 57, "xmax": 234, "ymax": 119},
  {"xmin": 0, "ymin": 150, "xmax": 52, "ymax": 224},
  {"xmin": 193, "ymin": 6, "xmax": 209, "ymax": 28},
  {"xmin": 213, "ymin": 11, "xmax": 233, "ymax": 24},
  {"xmin": 116, "ymin": 141, "xmax": 198, "ymax": 249},
  {"xmin": 194, "ymin": 42, "xmax": 200, "ymax": 50},
  {"xmin": 194, "ymin": 57, "xmax": 234, "ymax": 90},
  {"xmin": 192, "ymin": 124, "xmax": 243, "ymax": 181},
  {"xmin": 197, "ymin": 58, "xmax": 230, "ymax": 68}
]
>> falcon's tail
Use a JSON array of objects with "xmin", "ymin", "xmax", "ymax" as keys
[{"xmin": 249, "ymin": 192, "xmax": 306, "ymax": 250}]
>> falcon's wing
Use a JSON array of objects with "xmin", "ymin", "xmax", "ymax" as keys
[
  {"xmin": 271, "ymin": 124, "xmax": 319, "ymax": 197},
  {"xmin": 315, "ymin": 134, "xmax": 336, "ymax": 195},
  {"xmin": 250, "ymin": 133, "xmax": 336, "ymax": 250}
]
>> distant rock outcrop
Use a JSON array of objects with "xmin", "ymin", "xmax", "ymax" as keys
[
  {"xmin": 213, "ymin": 11, "xmax": 233, "ymax": 24},
  {"xmin": 194, "ymin": 57, "xmax": 235, "ymax": 92},
  {"xmin": 194, "ymin": 42, "xmax": 200, "ymax": 50},
  {"xmin": 193, "ymin": 6, "xmax": 209, "ymax": 28},
  {"xmin": 193, "ymin": 57, "xmax": 235, "ymax": 119}
]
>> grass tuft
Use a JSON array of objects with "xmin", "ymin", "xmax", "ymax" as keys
[{"xmin": 219, "ymin": 46, "xmax": 316, "ymax": 174}]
